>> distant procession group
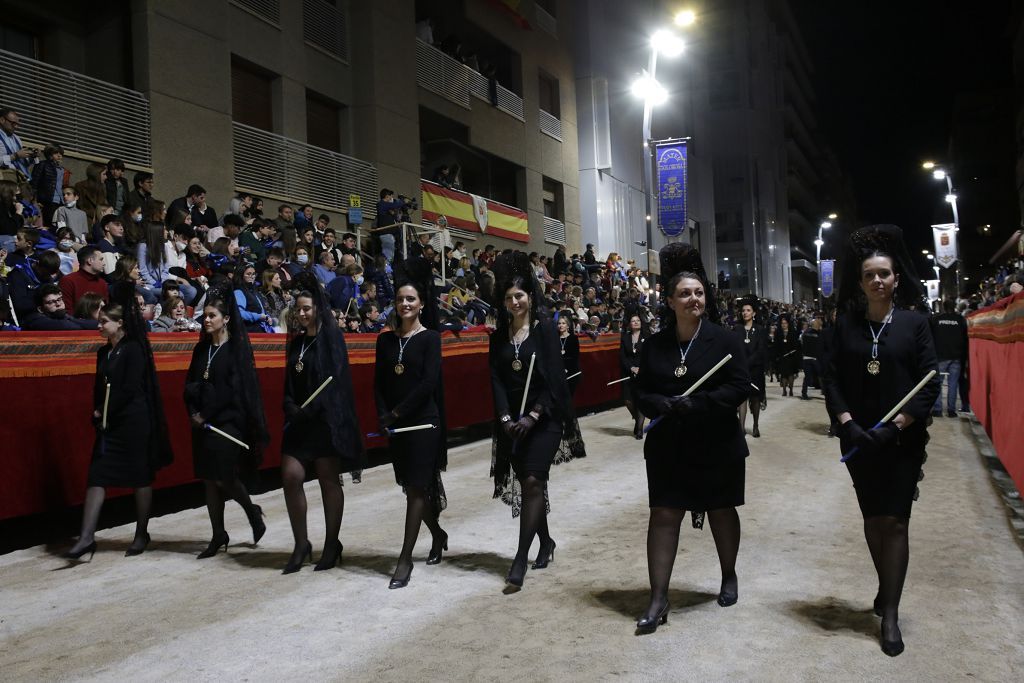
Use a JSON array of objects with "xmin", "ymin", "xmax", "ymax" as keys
[{"xmin": 63, "ymin": 226, "xmax": 939, "ymax": 658}]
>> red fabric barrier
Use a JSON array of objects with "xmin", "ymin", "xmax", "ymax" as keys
[
  {"xmin": 0, "ymin": 331, "xmax": 623, "ymax": 521},
  {"xmin": 967, "ymin": 291, "xmax": 1024, "ymax": 493}
]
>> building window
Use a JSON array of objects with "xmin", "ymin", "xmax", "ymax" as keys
[
  {"xmin": 303, "ymin": 0, "xmax": 348, "ymax": 60},
  {"xmin": 231, "ymin": 58, "xmax": 274, "ymax": 131},
  {"xmin": 231, "ymin": 0, "xmax": 281, "ymax": 24},
  {"xmin": 538, "ymin": 70, "xmax": 560, "ymax": 117},
  {"xmin": 306, "ymin": 91, "xmax": 343, "ymax": 152}
]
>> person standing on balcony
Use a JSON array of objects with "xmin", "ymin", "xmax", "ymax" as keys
[
  {"xmin": 0, "ymin": 107, "xmax": 37, "ymax": 182},
  {"xmin": 29, "ymin": 144, "xmax": 66, "ymax": 228},
  {"xmin": 375, "ymin": 188, "xmax": 404, "ymax": 262},
  {"xmin": 274, "ymin": 204, "xmax": 296, "ymax": 253},
  {"xmin": 125, "ymin": 171, "xmax": 154, "ymax": 215},
  {"xmin": 104, "ymin": 159, "xmax": 130, "ymax": 214}
]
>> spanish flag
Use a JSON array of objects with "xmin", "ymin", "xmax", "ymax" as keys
[{"xmin": 421, "ymin": 180, "xmax": 529, "ymax": 243}]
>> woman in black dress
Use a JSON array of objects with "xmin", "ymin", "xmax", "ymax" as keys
[
  {"xmin": 489, "ymin": 252, "xmax": 583, "ymax": 590},
  {"xmin": 733, "ymin": 297, "xmax": 767, "ymax": 437},
  {"xmin": 823, "ymin": 225, "xmax": 940, "ymax": 657},
  {"xmin": 185, "ymin": 289, "xmax": 270, "ymax": 559},
  {"xmin": 280, "ymin": 274, "xmax": 365, "ymax": 574},
  {"xmin": 620, "ymin": 312, "xmax": 649, "ymax": 439},
  {"xmin": 65, "ymin": 282, "xmax": 173, "ymax": 560},
  {"xmin": 557, "ymin": 313, "xmax": 581, "ymax": 396},
  {"xmin": 773, "ymin": 316, "xmax": 801, "ymax": 396},
  {"xmin": 374, "ymin": 257, "xmax": 448, "ymax": 589},
  {"xmin": 633, "ymin": 243, "xmax": 750, "ymax": 634}
]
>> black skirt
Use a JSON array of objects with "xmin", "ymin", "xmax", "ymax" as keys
[
  {"xmin": 843, "ymin": 442, "xmax": 924, "ymax": 519},
  {"xmin": 646, "ymin": 454, "xmax": 745, "ymax": 511},
  {"xmin": 88, "ymin": 408, "xmax": 153, "ymax": 488},
  {"xmin": 281, "ymin": 419, "xmax": 344, "ymax": 463},
  {"xmin": 192, "ymin": 424, "xmax": 245, "ymax": 482},
  {"xmin": 496, "ymin": 416, "xmax": 563, "ymax": 481},
  {"xmin": 391, "ymin": 427, "xmax": 443, "ymax": 492}
]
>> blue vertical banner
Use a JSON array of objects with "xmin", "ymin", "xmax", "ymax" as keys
[
  {"xmin": 820, "ymin": 259, "xmax": 835, "ymax": 298},
  {"xmin": 655, "ymin": 139, "xmax": 688, "ymax": 237}
]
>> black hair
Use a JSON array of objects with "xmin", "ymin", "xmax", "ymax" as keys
[
  {"xmin": 222, "ymin": 213, "xmax": 246, "ymax": 229},
  {"xmin": 77, "ymin": 245, "xmax": 100, "ymax": 266},
  {"xmin": 132, "ymin": 171, "xmax": 153, "ymax": 189},
  {"xmin": 35, "ymin": 282, "xmax": 62, "ymax": 306},
  {"xmin": 186, "ymin": 184, "xmax": 206, "ymax": 197}
]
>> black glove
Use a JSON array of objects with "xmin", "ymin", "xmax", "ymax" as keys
[
  {"xmin": 284, "ymin": 402, "xmax": 305, "ymax": 421},
  {"xmin": 866, "ymin": 422, "xmax": 900, "ymax": 451},
  {"xmin": 650, "ymin": 396, "xmax": 675, "ymax": 416},
  {"xmin": 500, "ymin": 416, "xmax": 517, "ymax": 439},
  {"xmin": 839, "ymin": 420, "xmax": 874, "ymax": 452},
  {"xmin": 91, "ymin": 413, "xmax": 102, "ymax": 429},
  {"xmin": 510, "ymin": 415, "xmax": 537, "ymax": 440},
  {"xmin": 670, "ymin": 395, "xmax": 697, "ymax": 417},
  {"xmin": 379, "ymin": 411, "xmax": 398, "ymax": 430}
]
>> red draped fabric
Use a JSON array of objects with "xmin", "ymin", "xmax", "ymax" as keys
[
  {"xmin": 0, "ymin": 331, "xmax": 624, "ymax": 521},
  {"xmin": 967, "ymin": 291, "xmax": 1024, "ymax": 493}
]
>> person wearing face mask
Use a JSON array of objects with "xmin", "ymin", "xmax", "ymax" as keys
[
  {"xmin": 279, "ymin": 273, "xmax": 365, "ymax": 574},
  {"xmin": 52, "ymin": 226, "xmax": 79, "ymax": 275},
  {"xmin": 287, "ymin": 244, "xmax": 311, "ymax": 278},
  {"xmin": 823, "ymin": 225, "xmax": 940, "ymax": 657},
  {"xmin": 326, "ymin": 263, "xmax": 363, "ymax": 313},
  {"xmin": 633, "ymin": 243, "xmax": 750, "ymax": 634},
  {"xmin": 52, "ymin": 187, "xmax": 88, "ymax": 241}
]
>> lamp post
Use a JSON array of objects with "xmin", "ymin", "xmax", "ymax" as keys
[
  {"xmin": 922, "ymin": 162, "xmax": 961, "ymax": 297},
  {"xmin": 633, "ymin": 24, "xmax": 687, "ymax": 296},
  {"xmin": 814, "ymin": 216, "xmax": 835, "ymax": 305}
]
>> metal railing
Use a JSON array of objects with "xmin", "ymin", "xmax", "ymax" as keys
[
  {"xmin": 543, "ymin": 216, "xmax": 566, "ymax": 245},
  {"xmin": 0, "ymin": 48, "xmax": 151, "ymax": 168},
  {"xmin": 416, "ymin": 39, "xmax": 471, "ymax": 109},
  {"xmin": 469, "ymin": 69, "xmax": 491, "ymax": 103},
  {"xmin": 495, "ymin": 84, "xmax": 524, "ymax": 121},
  {"xmin": 539, "ymin": 108, "xmax": 562, "ymax": 141},
  {"xmin": 232, "ymin": 122, "xmax": 377, "ymax": 218},
  {"xmin": 535, "ymin": 6, "xmax": 557, "ymax": 36},
  {"xmin": 230, "ymin": 0, "xmax": 280, "ymax": 24},
  {"xmin": 303, "ymin": 0, "xmax": 348, "ymax": 60}
]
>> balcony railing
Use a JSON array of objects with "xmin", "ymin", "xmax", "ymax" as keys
[
  {"xmin": 232, "ymin": 122, "xmax": 377, "ymax": 218},
  {"xmin": 543, "ymin": 216, "xmax": 566, "ymax": 245},
  {"xmin": 303, "ymin": 0, "xmax": 348, "ymax": 60},
  {"xmin": 535, "ymin": 6, "xmax": 557, "ymax": 36},
  {"xmin": 230, "ymin": 0, "xmax": 280, "ymax": 24},
  {"xmin": 0, "ymin": 48, "xmax": 151, "ymax": 168},
  {"xmin": 539, "ymin": 108, "xmax": 562, "ymax": 141},
  {"xmin": 415, "ymin": 39, "xmax": 525, "ymax": 122}
]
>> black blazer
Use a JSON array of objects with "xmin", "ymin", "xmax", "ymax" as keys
[
  {"xmin": 823, "ymin": 309, "xmax": 940, "ymax": 445},
  {"xmin": 619, "ymin": 331, "xmax": 645, "ymax": 374},
  {"xmin": 489, "ymin": 318, "xmax": 571, "ymax": 423},
  {"xmin": 634, "ymin": 322, "xmax": 750, "ymax": 464},
  {"xmin": 560, "ymin": 333, "xmax": 580, "ymax": 376},
  {"xmin": 732, "ymin": 323, "xmax": 766, "ymax": 376}
]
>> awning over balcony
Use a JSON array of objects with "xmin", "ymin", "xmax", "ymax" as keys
[{"xmin": 421, "ymin": 180, "xmax": 528, "ymax": 243}]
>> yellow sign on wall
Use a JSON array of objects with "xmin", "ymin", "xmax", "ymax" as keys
[{"xmin": 349, "ymin": 194, "xmax": 361, "ymax": 208}]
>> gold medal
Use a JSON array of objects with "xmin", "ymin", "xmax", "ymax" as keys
[
  {"xmin": 866, "ymin": 360, "xmax": 880, "ymax": 375},
  {"xmin": 674, "ymin": 365, "xmax": 687, "ymax": 378},
  {"xmin": 512, "ymin": 359, "xmax": 523, "ymax": 371},
  {"xmin": 395, "ymin": 363, "xmax": 405, "ymax": 375},
  {"xmin": 744, "ymin": 338, "xmax": 750, "ymax": 344},
  {"xmin": 295, "ymin": 360, "xmax": 304, "ymax": 373},
  {"xmin": 202, "ymin": 370, "xmax": 209, "ymax": 380}
]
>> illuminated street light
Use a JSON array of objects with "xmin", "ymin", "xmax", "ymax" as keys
[
  {"xmin": 631, "ymin": 75, "xmax": 668, "ymax": 105},
  {"xmin": 674, "ymin": 9, "xmax": 697, "ymax": 27},
  {"xmin": 820, "ymin": 221, "xmax": 832, "ymax": 229},
  {"xmin": 828, "ymin": 213, "xmax": 838, "ymax": 220},
  {"xmin": 922, "ymin": 249, "xmax": 929, "ymax": 254},
  {"xmin": 932, "ymin": 169, "xmax": 947, "ymax": 181},
  {"xmin": 945, "ymin": 193, "xmax": 957, "ymax": 203},
  {"xmin": 814, "ymin": 238, "xmax": 824, "ymax": 247},
  {"xmin": 922, "ymin": 161, "xmax": 936, "ymax": 170},
  {"xmin": 651, "ymin": 29, "xmax": 685, "ymax": 57}
]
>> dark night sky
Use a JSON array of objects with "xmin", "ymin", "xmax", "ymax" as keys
[{"xmin": 792, "ymin": 0, "xmax": 1016, "ymax": 269}]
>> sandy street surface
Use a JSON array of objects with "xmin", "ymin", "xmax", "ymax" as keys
[{"xmin": 1, "ymin": 394, "xmax": 1022, "ymax": 682}]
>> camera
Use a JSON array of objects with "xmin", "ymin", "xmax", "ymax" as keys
[{"xmin": 396, "ymin": 194, "xmax": 418, "ymax": 223}]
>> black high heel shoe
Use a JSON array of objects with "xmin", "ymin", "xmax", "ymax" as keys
[
  {"xmin": 64, "ymin": 540, "xmax": 97, "ymax": 561},
  {"xmin": 635, "ymin": 602, "xmax": 670, "ymax": 634},
  {"xmin": 282, "ymin": 541, "xmax": 312, "ymax": 574},
  {"xmin": 197, "ymin": 532, "xmax": 229, "ymax": 559},
  {"xmin": 880, "ymin": 618, "xmax": 904, "ymax": 657},
  {"xmin": 248, "ymin": 505, "xmax": 266, "ymax": 545},
  {"xmin": 717, "ymin": 574, "xmax": 738, "ymax": 607},
  {"xmin": 125, "ymin": 532, "xmax": 151, "ymax": 557},
  {"xmin": 532, "ymin": 539, "xmax": 556, "ymax": 569},
  {"xmin": 426, "ymin": 530, "xmax": 448, "ymax": 565},
  {"xmin": 314, "ymin": 541, "xmax": 343, "ymax": 571},
  {"xmin": 389, "ymin": 563, "xmax": 413, "ymax": 589},
  {"xmin": 505, "ymin": 558, "xmax": 527, "ymax": 590}
]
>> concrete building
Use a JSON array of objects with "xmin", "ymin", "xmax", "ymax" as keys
[{"xmin": 0, "ymin": 0, "xmax": 581, "ymax": 256}]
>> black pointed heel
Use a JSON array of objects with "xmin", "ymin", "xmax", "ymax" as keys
[
  {"xmin": 314, "ymin": 541, "xmax": 343, "ymax": 571},
  {"xmin": 717, "ymin": 574, "xmax": 738, "ymax": 607},
  {"xmin": 389, "ymin": 565, "xmax": 413, "ymax": 589},
  {"xmin": 282, "ymin": 541, "xmax": 312, "ymax": 574},
  {"xmin": 635, "ymin": 602, "xmax": 670, "ymax": 634},
  {"xmin": 532, "ymin": 539, "xmax": 556, "ymax": 569},
  {"xmin": 880, "ymin": 618, "xmax": 904, "ymax": 657},
  {"xmin": 125, "ymin": 532, "xmax": 151, "ymax": 557},
  {"xmin": 248, "ymin": 505, "xmax": 266, "ymax": 545},
  {"xmin": 64, "ymin": 540, "xmax": 97, "ymax": 561},
  {"xmin": 426, "ymin": 531, "xmax": 448, "ymax": 565},
  {"xmin": 505, "ymin": 558, "xmax": 527, "ymax": 590},
  {"xmin": 197, "ymin": 532, "xmax": 229, "ymax": 559}
]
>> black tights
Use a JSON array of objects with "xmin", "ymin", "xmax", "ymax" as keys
[
  {"xmin": 281, "ymin": 454, "xmax": 344, "ymax": 564},
  {"xmin": 511, "ymin": 474, "xmax": 551, "ymax": 574},
  {"xmin": 641, "ymin": 506, "xmax": 741, "ymax": 619},
  {"xmin": 392, "ymin": 485, "xmax": 445, "ymax": 581},
  {"xmin": 625, "ymin": 400, "xmax": 644, "ymax": 435},
  {"xmin": 864, "ymin": 515, "xmax": 910, "ymax": 639},
  {"xmin": 203, "ymin": 477, "xmax": 257, "ymax": 538},
  {"xmin": 737, "ymin": 398, "xmax": 761, "ymax": 434},
  {"xmin": 68, "ymin": 485, "xmax": 152, "ymax": 554}
]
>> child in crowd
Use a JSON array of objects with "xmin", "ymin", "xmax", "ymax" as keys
[{"xmin": 52, "ymin": 187, "xmax": 89, "ymax": 241}]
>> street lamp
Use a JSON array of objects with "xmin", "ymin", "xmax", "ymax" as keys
[
  {"xmin": 674, "ymin": 9, "xmax": 697, "ymax": 27},
  {"xmin": 634, "ymin": 25, "xmax": 688, "ymax": 294},
  {"xmin": 922, "ymin": 161, "xmax": 961, "ymax": 296}
]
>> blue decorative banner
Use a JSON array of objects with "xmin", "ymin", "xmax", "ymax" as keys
[
  {"xmin": 820, "ymin": 259, "xmax": 835, "ymax": 298},
  {"xmin": 655, "ymin": 140, "xmax": 688, "ymax": 237}
]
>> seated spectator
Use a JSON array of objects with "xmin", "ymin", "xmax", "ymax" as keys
[
  {"xmin": 339, "ymin": 232, "xmax": 358, "ymax": 260},
  {"xmin": 206, "ymin": 212, "xmax": 245, "ymax": 248},
  {"xmin": 59, "ymin": 245, "xmax": 109, "ymax": 311},
  {"xmin": 125, "ymin": 170, "xmax": 154, "ymax": 214},
  {"xmin": 286, "ymin": 244, "xmax": 312, "ymax": 278},
  {"xmin": 261, "ymin": 269, "xmax": 292, "ymax": 325},
  {"xmin": 359, "ymin": 302, "xmax": 383, "ymax": 333},
  {"xmin": 356, "ymin": 280, "xmax": 376, "ymax": 308},
  {"xmin": 369, "ymin": 253, "xmax": 394, "ymax": 308},
  {"xmin": 136, "ymin": 222, "xmax": 171, "ymax": 299},
  {"xmin": 318, "ymin": 227, "xmax": 342, "ymax": 263},
  {"xmin": 313, "ymin": 250, "xmax": 337, "ymax": 286},
  {"xmin": 21, "ymin": 282, "xmax": 97, "ymax": 331},
  {"xmin": 52, "ymin": 226, "xmax": 79, "ymax": 275},
  {"xmin": 9, "ymin": 249, "xmax": 62, "ymax": 319},
  {"xmin": 239, "ymin": 217, "xmax": 274, "ymax": 262},
  {"xmin": 274, "ymin": 204, "xmax": 296, "ymax": 252},
  {"xmin": 151, "ymin": 293, "xmax": 197, "ymax": 332},
  {"xmin": 233, "ymin": 263, "xmax": 275, "ymax": 332},
  {"xmin": 74, "ymin": 290, "xmax": 105, "ymax": 321},
  {"xmin": 51, "ymin": 186, "xmax": 89, "ymax": 241},
  {"xmin": 111, "ymin": 253, "xmax": 155, "ymax": 305},
  {"xmin": 183, "ymin": 230, "xmax": 211, "ymax": 282},
  {"xmin": 118, "ymin": 202, "xmax": 145, "ymax": 246},
  {"xmin": 409, "ymin": 231, "xmax": 432, "ymax": 259},
  {"xmin": 0, "ymin": 179, "xmax": 25, "ymax": 253},
  {"xmin": 168, "ymin": 183, "xmax": 218, "ymax": 232},
  {"xmin": 294, "ymin": 204, "xmax": 314, "ymax": 231},
  {"xmin": 297, "ymin": 225, "xmax": 316, "ymax": 255},
  {"xmin": 258, "ymin": 246, "xmax": 291, "ymax": 287},
  {"xmin": 29, "ymin": 143, "xmax": 65, "ymax": 227},
  {"xmin": 327, "ymin": 262, "xmax": 362, "ymax": 312},
  {"xmin": 225, "ymin": 192, "xmax": 253, "ymax": 219},
  {"xmin": 207, "ymin": 236, "xmax": 240, "ymax": 280},
  {"xmin": 144, "ymin": 198, "xmax": 167, "ymax": 224},
  {"xmin": 73, "ymin": 162, "xmax": 107, "ymax": 225},
  {"xmin": 104, "ymin": 159, "xmax": 130, "ymax": 213}
]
